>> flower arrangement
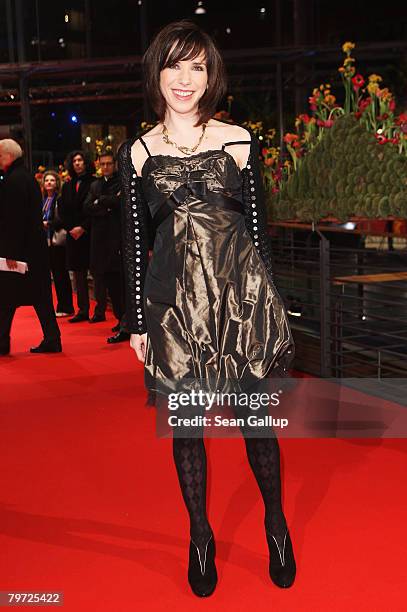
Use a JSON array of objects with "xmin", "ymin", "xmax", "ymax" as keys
[
  {"xmin": 268, "ymin": 112, "xmax": 407, "ymax": 222},
  {"xmin": 279, "ymin": 42, "xmax": 406, "ymax": 175},
  {"xmin": 263, "ymin": 39, "xmax": 407, "ymax": 224}
]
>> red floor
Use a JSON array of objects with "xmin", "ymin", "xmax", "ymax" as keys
[{"xmin": 1, "ymin": 304, "xmax": 407, "ymax": 611}]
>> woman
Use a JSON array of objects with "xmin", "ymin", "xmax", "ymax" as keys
[
  {"xmin": 119, "ymin": 20, "xmax": 296, "ymax": 597},
  {"xmin": 41, "ymin": 170, "xmax": 74, "ymax": 317}
]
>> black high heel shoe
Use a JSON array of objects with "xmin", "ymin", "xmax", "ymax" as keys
[
  {"xmin": 188, "ymin": 534, "xmax": 217, "ymax": 597},
  {"xmin": 266, "ymin": 529, "xmax": 296, "ymax": 588}
]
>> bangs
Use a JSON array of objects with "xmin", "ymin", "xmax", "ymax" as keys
[
  {"xmin": 162, "ymin": 34, "xmax": 207, "ymax": 69},
  {"xmin": 143, "ymin": 20, "xmax": 227, "ymax": 126}
]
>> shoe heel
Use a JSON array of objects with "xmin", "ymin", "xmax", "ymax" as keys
[
  {"xmin": 188, "ymin": 534, "xmax": 217, "ymax": 597},
  {"xmin": 266, "ymin": 529, "xmax": 296, "ymax": 588}
]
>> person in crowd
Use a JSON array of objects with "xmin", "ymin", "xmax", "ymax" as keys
[
  {"xmin": 41, "ymin": 170, "xmax": 74, "ymax": 317},
  {"xmin": 58, "ymin": 150, "xmax": 95, "ymax": 323},
  {"xmin": 0, "ymin": 139, "xmax": 61, "ymax": 354},
  {"xmin": 119, "ymin": 20, "xmax": 296, "ymax": 598},
  {"xmin": 84, "ymin": 149, "xmax": 130, "ymax": 342}
]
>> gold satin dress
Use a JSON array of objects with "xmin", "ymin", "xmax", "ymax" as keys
[{"xmin": 140, "ymin": 150, "xmax": 294, "ymax": 400}]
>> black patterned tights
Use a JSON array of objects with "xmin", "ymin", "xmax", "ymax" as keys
[{"xmin": 172, "ymin": 432, "xmax": 287, "ymax": 555}]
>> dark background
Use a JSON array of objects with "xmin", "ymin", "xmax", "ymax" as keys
[
  {"xmin": 0, "ymin": 0, "xmax": 406, "ymax": 165},
  {"xmin": 1, "ymin": 0, "xmax": 406, "ymax": 60}
]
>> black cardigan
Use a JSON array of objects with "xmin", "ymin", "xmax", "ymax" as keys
[{"xmin": 118, "ymin": 130, "xmax": 274, "ymax": 335}]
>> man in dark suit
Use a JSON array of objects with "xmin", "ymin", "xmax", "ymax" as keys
[
  {"xmin": 0, "ymin": 139, "xmax": 61, "ymax": 355},
  {"xmin": 84, "ymin": 150, "xmax": 129, "ymax": 343},
  {"xmin": 58, "ymin": 150, "xmax": 96, "ymax": 323}
]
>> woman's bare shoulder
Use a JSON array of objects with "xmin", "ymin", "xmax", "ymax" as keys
[
  {"xmin": 141, "ymin": 123, "xmax": 162, "ymax": 140},
  {"xmin": 130, "ymin": 124, "xmax": 162, "ymax": 175},
  {"xmin": 208, "ymin": 119, "xmax": 251, "ymax": 143}
]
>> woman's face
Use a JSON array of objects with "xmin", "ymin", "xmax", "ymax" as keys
[
  {"xmin": 44, "ymin": 174, "xmax": 57, "ymax": 193},
  {"xmin": 159, "ymin": 51, "xmax": 208, "ymax": 117}
]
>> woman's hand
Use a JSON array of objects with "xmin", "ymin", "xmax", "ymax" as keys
[{"xmin": 130, "ymin": 333, "xmax": 148, "ymax": 363}]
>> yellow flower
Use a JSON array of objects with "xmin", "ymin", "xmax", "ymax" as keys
[
  {"xmin": 342, "ymin": 41, "xmax": 355, "ymax": 54},
  {"xmin": 344, "ymin": 57, "xmax": 355, "ymax": 66},
  {"xmin": 325, "ymin": 83, "xmax": 331, "ymax": 88},
  {"xmin": 368, "ymin": 74, "xmax": 383, "ymax": 83},
  {"xmin": 141, "ymin": 121, "xmax": 147, "ymax": 128},
  {"xmin": 367, "ymin": 82, "xmax": 379, "ymax": 95}
]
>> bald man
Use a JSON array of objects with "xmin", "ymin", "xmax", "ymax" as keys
[{"xmin": 0, "ymin": 139, "xmax": 61, "ymax": 355}]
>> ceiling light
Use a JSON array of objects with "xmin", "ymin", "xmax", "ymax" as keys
[{"xmin": 195, "ymin": 1, "xmax": 206, "ymax": 15}]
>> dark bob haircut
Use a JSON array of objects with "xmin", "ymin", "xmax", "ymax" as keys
[
  {"xmin": 65, "ymin": 150, "xmax": 95, "ymax": 178},
  {"xmin": 142, "ymin": 20, "xmax": 227, "ymax": 127},
  {"xmin": 97, "ymin": 149, "xmax": 116, "ymax": 162}
]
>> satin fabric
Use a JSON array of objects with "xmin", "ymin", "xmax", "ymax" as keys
[{"xmin": 140, "ymin": 150, "xmax": 294, "ymax": 398}]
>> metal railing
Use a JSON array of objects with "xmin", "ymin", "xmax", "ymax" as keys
[{"xmin": 270, "ymin": 223, "xmax": 407, "ymax": 379}]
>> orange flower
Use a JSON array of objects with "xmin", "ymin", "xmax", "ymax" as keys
[
  {"xmin": 283, "ymin": 133, "xmax": 299, "ymax": 144},
  {"xmin": 376, "ymin": 87, "xmax": 392, "ymax": 101},
  {"xmin": 264, "ymin": 157, "xmax": 275, "ymax": 167},
  {"xmin": 324, "ymin": 94, "xmax": 336, "ymax": 106}
]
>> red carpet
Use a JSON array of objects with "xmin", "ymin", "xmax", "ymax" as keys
[{"xmin": 1, "ymin": 304, "xmax": 407, "ymax": 611}]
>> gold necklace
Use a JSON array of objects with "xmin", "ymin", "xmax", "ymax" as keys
[{"xmin": 162, "ymin": 123, "xmax": 207, "ymax": 156}]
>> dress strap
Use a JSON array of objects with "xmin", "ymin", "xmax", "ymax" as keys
[
  {"xmin": 139, "ymin": 136, "xmax": 152, "ymax": 157},
  {"xmin": 222, "ymin": 140, "xmax": 251, "ymax": 150}
]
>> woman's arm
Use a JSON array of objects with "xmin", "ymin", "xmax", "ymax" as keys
[
  {"xmin": 118, "ymin": 139, "xmax": 150, "ymax": 335},
  {"xmin": 241, "ymin": 133, "xmax": 274, "ymax": 280}
]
